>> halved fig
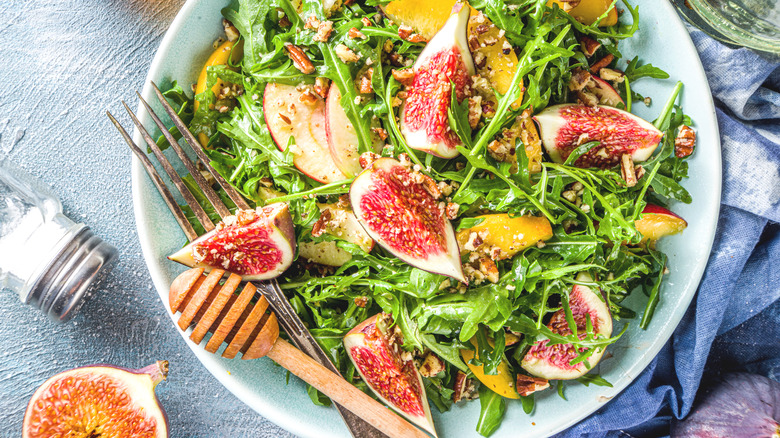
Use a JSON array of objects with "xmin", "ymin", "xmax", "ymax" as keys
[
  {"xmin": 521, "ymin": 273, "xmax": 613, "ymax": 380},
  {"xmin": 298, "ymin": 203, "xmax": 375, "ymax": 266},
  {"xmin": 264, "ymin": 82, "xmax": 348, "ymax": 183},
  {"xmin": 399, "ymin": 3, "xmax": 474, "ymax": 158},
  {"xmin": 350, "ymin": 157, "xmax": 465, "ymax": 282},
  {"xmin": 589, "ymin": 76, "xmax": 624, "ymax": 107},
  {"xmin": 535, "ymin": 104, "xmax": 663, "ymax": 168},
  {"xmin": 635, "ymin": 204, "xmax": 687, "ymax": 244},
  {"xmin": 23, "ymin": 361, "xmax": 169, "ymax": 438},
  {"xmin": 344, "ymin": 313, "xmax": 436, "ymax": 436},
  {"xmin": 168, "ymin": 204, "xmax": 296, "ymax": 281},
  {"xmin": 325, "ymin": 86, "xmax": 384, "ymax": 177}
]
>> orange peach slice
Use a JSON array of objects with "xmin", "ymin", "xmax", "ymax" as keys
[
  {"xmin": 456, "ymin": 214, "xmax": 553, "ymax": 260},
  {"xmin": 194, "ymin": 40, "xmax": 243, "ymax": 146},
  {"xmin": 635, "ymin": 204, "xmax": 687, "ymax": 243},
  {"xmin": 547, "ymin": 0, "xmax": 619, "ymax": 26}
]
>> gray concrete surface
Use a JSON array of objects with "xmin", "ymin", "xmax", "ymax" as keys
[{"xmin": 0, "ymin": 1, "xmax": 294, "ymax": 436}]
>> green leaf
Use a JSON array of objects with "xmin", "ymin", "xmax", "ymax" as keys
[{"xmin": 476, "ymin": 385, "xmax": 507, "ymax": 437}]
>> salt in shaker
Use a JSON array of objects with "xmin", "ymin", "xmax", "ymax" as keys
[{"xmin": 0, "ymin": 159, "xmax": 117, "ymax": 322}]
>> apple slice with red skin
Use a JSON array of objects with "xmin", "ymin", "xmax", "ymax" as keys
[
  {"xmin": 264, "ymin": 83, "xmax": 348, "ymax": 184},
  {"xmin": 399, "ymin": 3, "xmax": 474, "ymax": 158},
  {"xmin": 635, "ymin": 204, "xmax": 687, "ymax": 243},
  {"xmin": 344, "ymin": 313, "xmax": 437, "ymax": 437},
  {"xmin": 325, "ymin": 86, "xmax": 384, "ymax": 177},
  {"xmin": 350, "ymin": 157, "xmax": 466, "ymax": 282},
  {"xmin": 534, "ymin": 104, "xmax": 663, "ymax": 168}
]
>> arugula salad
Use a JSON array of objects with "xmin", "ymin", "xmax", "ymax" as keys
[{"xmin": 160, "ymin": 0, "xmax": 696, "ymax": 434}]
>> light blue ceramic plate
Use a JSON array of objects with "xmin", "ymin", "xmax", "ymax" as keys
[{"xmin": 132, "ymin": 1, "xmax": 722, "ymax": 436}]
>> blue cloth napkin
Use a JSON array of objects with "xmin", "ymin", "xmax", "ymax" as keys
[{"xmin": 556, "ymin": 28, "xmax": 780, "ymax": 438}]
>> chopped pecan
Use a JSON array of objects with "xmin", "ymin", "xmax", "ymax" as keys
[
  {"xmin": 392, "ymin": 68, "xmax": 416, "ymax": 86},
  {"xmin": 397, "ymin": 25, "xmax": 414, "ymax": 40},
  {"xmin": 418, "ymin": 352, "xmax": 446, "ymax": 378},
  {"xmin": 468, "ymin": 34, "xmax": 481, "ymax": 51},
  {"xmin": 359, "ymin": 151, "xmax": 380, "ymax": 169},
  {"xmin": 475, "ymin": 24, "xmax": 491, "ymax": 34},
  {"xmin": 675, "ymin": 125, "xmax": 696, "ymax": 158},
  {"xmin": 335, "ymin": 44, "xmax": 360, "ymax": 63},
  {"xmin": 579, "ymin": 35, "xmax": 601, "ymax": 57},
  {"xmin": 348, "ymin": 27, "xmax": 366, "ymax": 39},
  {"xmin": 590, "ymin": 53, "xmax": 614, "ymax": 74},
  {"xmin": 298, "ymin": 88, "xmax": 319, "ymax": 105},
  {"xmin": 222, "ymin": 19, "xmax": 239, "ymax": 42},
  {"xmin": 576, "ymin": 89, "xmax": 599, "ymax": 107},
  {"xmin": 487, "ymin": 138, "xmax": 512, "ymax": 162},
  {"xmin": 463, "ymin": 231, "xmax": 484, "ymax": 252},
  {"xmin": 371, "ymin": 127, "xmax": 388, "ymax": 141},
  {"xmin": 473, "ymin": 51, "xmax": 487, "ymax": 69},
  {"xmin": 314, "ymin": 20, "xmax": 334, "ymax": 42},
  {"xmin": 359, "ymin": 68, "xmax": 374, "ymax": 94},
  {"xmin": 445, "ymin": 202, "xmax": 460, "ymax": 220},
  {"xmin": 599, "ymin": 67, "xmax": 625, "ymax": 83},
  {"xmin": 314, "ymin": 77, "xmax": 330, "ymax": 99},
  {"xmin": 353, "ymin": 296, "xmax": 369, "ymax": 308},
  {"xmin": 477, "ymin": 256, "xmax": 499, "ymax": 283},
  {"xmin": 620, "ymin": 153, "xmax": 637, "ymax": 187},
  {"xmin": 304, "ymin": 15, "xmax": 320, "ymax": 30},
  {"xmin": 482, "ymin": 100, "xmax": 496, "ymax": 118},
  {"xmin": 422, "ymin": 175, "xmax": 442, "ymax": 199},
  {"xmin": 467, "ymin": 96, "xmax": 483, "ymax": 129},
  {"xmin": 452, "ymin": 371, "xmax": 478, "ymax": 403},
  {"xmin": 361, "ymin": 17, "xmax": 373, "ymax": 27},
  {"xmin": 285, "ymin": 43, "xmax": 315, "ymax": 74},
  {"xmin": 516, "ymin": 374, "xmax": 550, "ymax": 397},
  {"xmin": 569, "ymin": 67, "xmax": 592, "ymax": 92},
  {"xmin": 311, "ymin": 209, "xmax": 332, "ymax": 237},
  {"xmin": 501, "ymin": 40, "xmax": 512, "ymax": 55}
]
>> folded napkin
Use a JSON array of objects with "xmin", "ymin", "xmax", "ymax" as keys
[{"xmin": 557, "ymin": 28, "xmax": 780, "ymax": 438}]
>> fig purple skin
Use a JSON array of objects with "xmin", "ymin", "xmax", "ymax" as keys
[
  {"xmin": 672, "ymin": 373, "xmax": 780, "ymax": 438},
  {"xmin": 23, "ymin": 361, "xmax": 169, "ymax": 438}
]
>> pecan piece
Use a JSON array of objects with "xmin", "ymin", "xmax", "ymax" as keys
[
  {"xmin": 579, "ymin": 35, "xmax": 601, "ymax": 57},
  {"xmin": 675, "ymin": 125, "xmax": 696, "ymax": 158},
  {"xmin": 452, "ymin": 371, "xmax": 478, "ymax": 403},
  {"xmin": 516, "ymin": 374, "xmax": 550, "ymax": 397},
  {"xmin": 311, "ymin": 209, "xmax": 332, "ymax": 237},
  {"xmin": 348, "ymin": 27, "xmax": 366, "ymax": 39},
  {"xmin": 590, "ymin": 54, "xmax": 614, "ymax": 74},
  {"xmin": 392, "ymin": 68, "xmax": 415, "ymax": 86},
  {"xmin": 314, "ymin": 77, "xmax": 330, "ymax": 99},
  {"xmin": 621, "ymin": 153, "xmax": 637, "ymax": 187},
  {"xmin": 418, "ymin": 352, "xmax": 446, "ymax": 378},
  {"xmin": 569, "ymin": 67, "xmax": 592, "ymax": 92},
  {"xmin": 284, "ymin": 43, "xmax": 315, "ymax": 74}
]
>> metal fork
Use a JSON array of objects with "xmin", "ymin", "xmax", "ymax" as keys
[{"xmin": 107, "ymin": 82, "xmax": 389, "ymax": 438}]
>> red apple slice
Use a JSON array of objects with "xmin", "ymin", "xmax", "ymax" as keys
[
  {"xmin": 299, "ymin": 203, "xmax": 375, "ymax": 266},
  {"xmin": 635, "ymin": 204, "xmax": 687, "ymax": 242},
  {"xmin": 264, "ymin": 83, "xmax": 348, "ymax": 184},
  {"xmin": 325, "ymin": 87, "xmax": 383, "ymax": 178}
]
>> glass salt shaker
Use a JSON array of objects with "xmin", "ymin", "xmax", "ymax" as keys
[{"xmin": 0, "ymin": 159, "xmax": 117, "ymax": 322}]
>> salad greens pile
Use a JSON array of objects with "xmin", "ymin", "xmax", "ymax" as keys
[{"xmin": 162, "ymin": 0, "xmax": 694, "ymax": 434}]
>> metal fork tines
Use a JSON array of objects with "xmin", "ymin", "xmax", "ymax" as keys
[{"xmin": 108, "ymin": 82, "xmax": 388, "ymax": 438}]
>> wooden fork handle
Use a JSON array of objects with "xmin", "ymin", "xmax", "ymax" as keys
[{"xmin": 267, "ymin": 338, "xmax": 429, "ymax": 438}]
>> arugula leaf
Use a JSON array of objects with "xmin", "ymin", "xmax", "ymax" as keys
[{"xmin": 476, "ymin": 385, "xmax": 507, "ymax": 437}]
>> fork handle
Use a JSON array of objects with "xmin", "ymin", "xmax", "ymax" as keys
[{"xmin": 267, "ymin": 338, "xmax": 429, "ymax": 438}]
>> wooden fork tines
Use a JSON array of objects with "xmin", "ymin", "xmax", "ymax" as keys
[{"xmin": 169, "ymin": 267, "xmax": 279, "ymax": 360}]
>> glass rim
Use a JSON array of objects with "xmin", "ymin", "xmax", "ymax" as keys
[{"xmin": 684, "ymin": 0, "xmax": 780, "ymax": 53}]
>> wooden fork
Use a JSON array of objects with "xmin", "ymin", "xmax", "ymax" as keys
[{"xmin": 107, "ymin": 83, "xmax": 424, "ymax": 438}]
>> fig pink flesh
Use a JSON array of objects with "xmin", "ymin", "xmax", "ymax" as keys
[
  {"xmin": 522, "ymin": 279, "xmax": 612, "ymax": 380},
  {"xmin": 350, "ymin": 158, "xmax": 465, "ymax": 281},
  {"xmin": 343, "ymin": 314, "xmax": 436, "ymax": 436},
  {"xmin": 535, "ymin": 104, "xmax": 663, "ymax": 168},
  {"xmin": 399, "ymin": 3, "xmax": 473, "ymax": 158}
]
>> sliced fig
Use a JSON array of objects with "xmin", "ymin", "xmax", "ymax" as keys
[
  {"xmin": 23, "ymin": 361, "xmax": 169, "ymax": 438},
  {"xmin": 521, "ymin": 273, "xmax": 613, "ymax": 380},
  {"xmin": 298, "ymin": 202, "xmax": 375, "ymax": 266},
  {"xmin": 264, "ymin": 82, "xmax": 348, "ymax": 183},
  {"xmin": 350, "ymin": 157, "xmax": 465, "ymax": 282},
  {"xmin": 588, "ymin": 76, "xmax": 624, "ymax": 107},
  {"xmin": 325, "ymin": 86, "xmax": 384, "ymax": 178},
  {"xmin": 399, "ymin": 3, "xmax": 474, "ymax": 158},
  {"xmin": 535, "ymin": 104, "xmax": 663, "ymax": 168},
  {"xmin": 344, "ymin": 313, "xmax": 436, "ymax": 436},
  {"xmin": 168, "ymin": 204, "xmax": 296, "ymax": 281}
]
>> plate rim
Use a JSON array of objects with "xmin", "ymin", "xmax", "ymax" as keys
[{"xmin": 130, "ymin": 0, "xmax": 722, "ymax": 436}]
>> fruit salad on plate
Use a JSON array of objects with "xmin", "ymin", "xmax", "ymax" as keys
[{"xmin": 157, "ymin": 0, "xmax": 696, "ymax": 434}]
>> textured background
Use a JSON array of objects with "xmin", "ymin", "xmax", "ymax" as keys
[{"xmin": 0, "ymin": 1, "xmax": 293, "ymax": 436}]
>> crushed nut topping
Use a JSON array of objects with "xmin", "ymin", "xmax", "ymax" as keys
[
  {"xmin": 314, "ymin": 77, "xmax": 330, "ymax": 99},
  {"xmin": 285, "ymin": 43, "xmax": 315, "ymax": 74},
  {"xmin": 391, "ymin": 68, "xmax": 416, "ymax": 87},
  {"xmin": 359, "ymin": 151, "xmax": 380, "ymax": 169},
  {"xmin": 361, "ymin": 17, "xmax": 373, "ymax": 27},
  {"xmin": 359, "ymin": 68, "xmax": 374, "ymax": 94},
  {"xmin": 516, "ymin": 374, "xmax": 550, "ymax": 397},
  {"xmin": 576, "ymin": 89, "xmax": 599, "ymax": 107},
  {"xmin": 348, "ymin": 27, "xmax": 367, "ymax": 39},
  {"xmin": 314, "ymin": 20, "xmax": 334, "ymax": 42},
  {"xmin": 464, "ymin": 231, "xmax": 484, "ymax": 252},
  {"xmin": 599, "ymin": 67, "xmax": 625, "ymax": 83},
  {"xmin": 222, "ymin": 19, "xmax": 239, "ymax": 42},
  {"xmin": 468, "ymin": 95, "xmax": 483, "ymax": 129},
  {"xmin": 371, "ymin": 126, "xmax": 388, "ymax": 141},
  {"xmin": 311, "ymin": 209, "xmax": 332, "ymax": 237},
  {"xmin": 335, "ymin": 44, "xmax": 360, "ymax": 63},
  {"xmin": 353, "ymin": 296, "xmax": 369, "ymax": 308},
  {"xmin": 590, "ymin": 54, "xmax": 615, "ymax": 74},
  {"xmin": 477, "ymin": 256, "xmax": 499, "ymax": 283},
  {"xmin": 569, "ymin": 67, "xmax": 592, "ymax": 92},
  {"xmin": 579, "ymin": 35, "xmax": 601, "ymax": 57},
  {"xmin": 418, "ymin": 352, "xmax": 446, "ymax": 378},
  {"xmin": 675, "ymin": 125, "xmax": 696, "ymax": 158},
  {"xmin": 445, "ymin": 202, "xmax": 460, "ymax": 220},
  {"xmin": 304, "ymin": 15, "xmax": 320, "ymax": 30},
  {"xmin": 621, "ymin": 153, "xmax": 637, "ymax": 187},
  {"xmin": 453, "ymin": 371, "xmax": 479, "ymax": 403}
]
